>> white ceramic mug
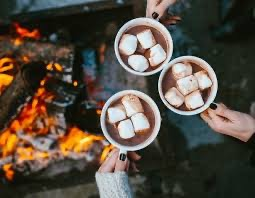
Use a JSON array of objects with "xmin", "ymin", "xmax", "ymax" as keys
[
  {"xmin": 158, "ymin": 56, "xmax": 218, "ymax": 116},
  {"xmin": 100, "ymin": 90, "xmax": 161, "ymax": 156},
  {"xmin": 114, "ymin": 17, "xmax": 173, "ymax": 76}
]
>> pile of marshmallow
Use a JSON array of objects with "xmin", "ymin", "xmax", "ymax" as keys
[
  {"xmin": 165, "ymin": 62, "xmax": 213, "ymax": 110},
  {"xmin": 119, "ymin": 29, "xmax": 167, "ymax": 72},
  {"xmin": 107, "ymin": 95, "xmax": 150, "ymax": 139}
]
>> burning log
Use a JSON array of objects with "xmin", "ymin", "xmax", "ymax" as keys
[
  {"xmin": 66, "ymin": 101, "xmax": 103, "ymax": 134},
  {"xmin": 0, "ymin": 61, "xmax": 47, "ymax": 132},
  {"xmin": 0, "ymin": 36, "xmax": 74, "ymax": 83},
  {"xmin": 17, "ymin": 131, "xmax": 55, "ymax": 152},
  {"xmin": 0, "ymin": 156, "xmax": 13, "ymax": 168}
]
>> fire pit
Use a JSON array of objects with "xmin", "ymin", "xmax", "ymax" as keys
[
  {"xmin": 0, "ymin": 24, "xmax": 112, "ymax": 182},
  {"xmin": 0, "ymin": 0, "xmax": 135, "ymax": 186}
]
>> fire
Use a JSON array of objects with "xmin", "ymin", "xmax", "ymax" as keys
[
  {"xmin": 73, "ymin": 81, "xmax": 78, "ymax": 87},
  {"xmin": 7, "ymin": 87, "xmax": 55, "ymax": 134},
  {"xmin": 100, "ymin": 144, "xmax": 114, "ymax": 163},
  {"xmin": 46, "ymin": 62, "xmax": 63, "ymax": 72},
  {"xmin": 0, "ymin": 83, "xmax": 109, "ymax": 180},
  {"xmin": 0, "ymin": 57, "xmax": 15, "ymax": 94},
  {"xmin": 14, "ymin": 23, "xmax": 40, "ymax": 40},
  {"xmin": 3, "ymin": 164, "xmax": 14, "ymax": 181},
  {"xmin": 16, "ymin": 147, "xmax": 49, "ymax": 164},
  {"xmin": 59, "ymin": 127, "xmax": 104, "ymax": 156},
  {"xmin": 0, "ymin": 54, "xmax": 110, "ymax": 181}
]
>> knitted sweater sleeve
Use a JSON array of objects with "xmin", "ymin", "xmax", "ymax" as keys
[{"xmin": 95, "ymin": 171, "xmax": 133, "ymax": 198}]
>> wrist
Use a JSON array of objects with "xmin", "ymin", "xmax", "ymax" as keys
[
  {"xmin": 246, "ymin": 118, "xmax": 255, "ymax": 142},
  {"xmin": 250, "ymin": 118, "xmax": 255, "ymax": 136}
]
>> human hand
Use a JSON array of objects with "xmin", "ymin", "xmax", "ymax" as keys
[
  {"xmin": 98, "ymin": 148, "xmax": 141, "ymax": 173},
  {"xmin": 201, "ymin": 103, "xmax": 255, "ymax": 142},
  {"xmin": 146, "ymin": 0, "xmax": 181, "ymax": 25}
]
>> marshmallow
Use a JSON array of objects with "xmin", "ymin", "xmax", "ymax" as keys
[
  {"xmin": 107, "ymin": 104, "xmax": 127, "ymax": 124},
  {"xmin": 121, "ymin": 95, "xmax": 144, "ymax": 117},
  {"xmin": 118, "ymin": 119, "xmax": 135, "ymax": 139},
  {"xmin": 136, "ymin": 29, "xmax": 156, "ymax": 49},
  {"xmin": 148, "ymin": 44, "xmax": 167, "ymax": 67},
  {"xmin": 165, "ymin": 87, "xmax": 185, "ymax": 108},
  {"xmin": 172, "ymin": 63, "xmax": 192, "ymax": 80},
  {"xmin": 119, "ymin": 34, "xmax": 138, "ymax": 56},
  {"xmin": 176, "ymin": 75, "xmax": 199, "ymax": 96},
  {"xmin": 194, "ymin": 70, "xmax": 213, "ymax": 90},
  {"xmin": 185, "ymin": 90, "xmax": 205, "ymax": 110},
  {"xmin": 131, "ymin": 113, "xmax": 150, "ymax": 133},
  {"xmin": 128, "ymin": 55, "xmax": 149, "ymax": 72}
]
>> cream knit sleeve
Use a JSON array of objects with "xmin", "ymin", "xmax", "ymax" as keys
[{"xmin": 95, "ymin": 171, "xmax": 133, "ymax": 198}]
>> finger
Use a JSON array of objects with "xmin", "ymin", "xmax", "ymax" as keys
[
  {"xmin": 160, "ymin": 15, "xmax": 182, "ymax": 26},
  {"xmin": 207, "ymin": 108, "xmax": 231, "ymax": 132},
  {"xmin": 128, "ymin": 152, "xmax": 141, "ymax": 161},
  {"xmin": 155, "ymin": 0, "xmax": 176, "ymax": 19},
  {"xmin": 171, "ymin": 16, "xmax": 182, "ymax": 21},
  {"xmin": 200, "ymin": 111, "xmax": 216, "ymax": 130},
  {"xmin": 131, "ymin": 162, "xmax": 139, "ymax": 172},
  {"xmin": 115, "ymin": 153, "xmax": 128, "ymax": 172},
  {"xmin": 126, "ymin": 160, "xmax": 130, "ymax": 171},
  {"xmin": 200, "ymin": 111, "xmax": 212, "ymax": 123},
  {"xmin": 98, "ymin": 149, "xmax": 118, "ymax": 173},
  {"xmin": 208, "ymin": 108, "xmax": 225, "ymax": 123},
  {"xmin": 146, "ymin": 0, "xmax": 161, "ymax": 18},
  {"xmin": 160, "ymin": 19, "xmax": 177, "ymax": 26},
  {"xmin": 211, "ymin": 103, "xmax": 236, "ymax": 121},
  {"xmin": 219, "ymin": 103, "xmax": 228, "ymax": 109}
]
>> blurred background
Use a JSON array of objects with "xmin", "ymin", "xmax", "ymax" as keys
[{"xmin": 0, "ymin": 0, "xmax": 255, "ymax": 197}]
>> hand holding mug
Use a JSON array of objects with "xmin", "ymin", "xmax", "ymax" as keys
[
  {"xmin": 146, "ymin": 0, "xmax": 181, "ymax": 25},
  {"xmin": 98, "ymin": 148, "xmax": 141, "ymax": 173},
  {"xmin": 201, "ymin": 103, "xmax": 255, "ymax": 142}
]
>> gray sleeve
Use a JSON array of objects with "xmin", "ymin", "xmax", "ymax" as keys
[{"xmin": 95, "ymin": 171, "xmax": 133, "ymax": 198}]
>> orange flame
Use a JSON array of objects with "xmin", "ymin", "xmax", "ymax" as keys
[
  {"xmin": 0, "ymin": 57, "xmax": 15, "ymax": 94},
  {"xmin": 73, "ymin": 81, "xmax": 78, "ymax": 87},
  {"xmin": 3, "ymin": 164, "xmax": 14, "ymax": 181},
  {"xmin": 16, "ymin": 147, "xmax": 49, "ymax": 164},
  {"xmin": 0, "ymin": 59, "xmax": 109, "ymax": 181},
  {"xmin": 14, "ymin": 23, "xmax": 40, "ymax": 40},
  {"xmin": 46, "ymin": 62, "xmax": 63, "ymax": 72},
  {"xmin": 59, "ymin": 127, "xmax": 104, "ymax": 156}
]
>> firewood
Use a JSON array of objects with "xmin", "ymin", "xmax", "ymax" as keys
[{"xmin": 0, "ymin": 61, "xmax": 47, "ymax": 132}]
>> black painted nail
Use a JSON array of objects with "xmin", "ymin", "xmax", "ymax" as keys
[
  {"xmin": 152, "ymin": 12, "xmax": 159, "ymax": 19},
  {"xmin": 210, "ymin": 103, "xmax": 217, "ymax": 110},
  {"xmin": 119, "ymin": 153, "xmax": 126, "ymax": 161}
]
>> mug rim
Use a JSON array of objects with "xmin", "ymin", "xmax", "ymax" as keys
[
  {"xmin": 100, "ymin": 90, "xmax": 161, "ymax": 151},
  {"xmin": 158, "ymin": 56, "xmax": 218, "ymax": 116},
  {"xmin": 114, "ymin": 17, "xmax": 173, "ymax": 76}
]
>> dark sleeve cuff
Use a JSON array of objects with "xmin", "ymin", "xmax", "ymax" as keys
[
  {"xmin": 246, "ymin": 133, "xmax": 255, "ymax": 150},
  {"xmin": 247, "ymin": 133, "xmax": 255, "ymax": 167},
  {"xmin": 250, "ymin": 152, "xmax": 255, "ymax": 167}
]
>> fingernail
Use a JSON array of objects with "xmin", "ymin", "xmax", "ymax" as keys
[
  {"xmin": 210, "ymin": 103, "xmax": 217, "ymax": 110},
  {"xmin": 119, "ymin": 153, "xmax": 126, "ymax": 161},
  {"xmin": 152, "ymin": 12, "xmax": 159, "ymax": 19}
]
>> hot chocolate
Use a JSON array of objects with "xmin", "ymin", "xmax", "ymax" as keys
[
  {"xmin": 119, "ymin": 25, "xmax": 168, "ymax": 72},
  {"xmin": 162, "ymin": 61, "xmax": 212, "ymax": 111},
  {"xmin": 105, "ymin": 96, "xmax": 155, "ymax": 147}
]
